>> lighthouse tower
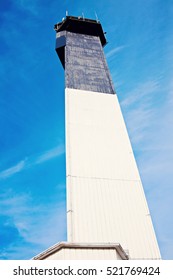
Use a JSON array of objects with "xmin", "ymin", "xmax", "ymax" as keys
[{"xmin": 33, "ymin": 16, "xmax": 161, "ymax": 260}]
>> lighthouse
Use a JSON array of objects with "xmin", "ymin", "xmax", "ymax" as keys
[{"xmin": 33, "ymin": 16, "xmax": 161, "ymax": 260}]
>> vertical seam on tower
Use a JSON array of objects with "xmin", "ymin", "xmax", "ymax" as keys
[{"xmin": 66, "ymin": 88, "xmax": 73, "ymax": 242}]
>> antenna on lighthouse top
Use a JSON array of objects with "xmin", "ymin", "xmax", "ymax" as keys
[
  {"xmin": 66, "ymin": 10, "xmax": 68, "ymax": 17},
  {"xmin": 95, "ymin": 12, "xmax": 99, "ymax": 23},
  {"xmin": 82, "ymin": 12, "xmax": 85, "ymax": 20}
]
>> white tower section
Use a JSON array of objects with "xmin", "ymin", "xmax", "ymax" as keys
[
  {"xmin": 66, "ymin": 89, "xmax": 160, "ymax": 259},
  {"xmin": 33, "ymin": 16, "xmax": 161, "ymax": 260}
]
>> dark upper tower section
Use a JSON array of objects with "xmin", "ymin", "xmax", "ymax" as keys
[
  {"xmin": 54, "ymin": 16, "xmax": 115, "ymax": 94},
  {"xmin": 54, "ymin": 16, "xmax": 107, "ymax": 46},
  {"xmin": 54, "ymin": 16, "xmax": 107, "ymax": 68}
]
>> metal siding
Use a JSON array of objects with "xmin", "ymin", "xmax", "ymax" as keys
[
  {"xmin": 65, "ymin": 88, "xmax": 161, "ymax": 259},
  {"xmin": 65, "ymin": 32, "xmax": 114, "ymax": 94},
  {"xmin": 66, "ymin": 89, "xmax": 139, "ymax": 180}
]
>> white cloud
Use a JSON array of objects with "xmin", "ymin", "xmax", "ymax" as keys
[
  {"xmin": 15, "ymin": 0, "xmax": 39, "ymax": 15},
  {"xmin": 106, "ymin": 45, "xmax": 125, "ymax": 59},
  {"xmin": 121, "ymin": 80, "xmax": 160, "ymax": 108},
  {"xmin": 124, "ymin": 107, "xmax": 153, "ymax": 144},
  {"xmin": 35, "ymin": 145, "xmax": 65, "ymax": 164},
  {"xmin": 0, "ymin": 186, "xmax": 66, "ymax": 259},
  {"xmin": 0, "ymin": 160, "xmax": 26, "ymax": 179},
  {"xmin": 0, "ymin": 145, "xmax": 65, "ymax": 180},
  {"xmin": 24, "ymin": 202, "xmax": 67, "ymax": 247},
  {"xmin": 119, "ymin": 80, "xmax": 160, "ymax": 144}
]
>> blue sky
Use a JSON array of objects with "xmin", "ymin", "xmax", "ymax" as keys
[{"xmin": 0, "ymin": 0, "xmax": 172, "ymax": 259}]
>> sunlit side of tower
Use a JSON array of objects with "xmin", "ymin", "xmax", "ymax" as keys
[{"xmin": 33, "ymin": 16, "xmax": 161, "ymax": 260}]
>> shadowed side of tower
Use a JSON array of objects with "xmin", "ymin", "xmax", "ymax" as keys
[{"xmin": 33, "ymin": 16, "xmax": 161, "ymax": 260}]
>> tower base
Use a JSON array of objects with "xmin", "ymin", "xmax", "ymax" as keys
[{"xmin": 32, "ymin": 242, "xmax": 129, "ymax": 260}]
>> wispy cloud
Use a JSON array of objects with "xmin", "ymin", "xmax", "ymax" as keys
[
  {"xmin": 35, "ymin": 145, "xmax": 64, "ymax": 164},
  {"xmin": 106, "ymin": 45, "xmax": 125, "ymax": 59},
  {"xmin": 15, "ymin": 0, "xmax": 39, "ymax": 16},
  {"xmin": 121, "ymin": 80, "xmax": 160, "ymax": 108},
  {"xmin": 0, "ymin": 145, "xmax": 65, "ymax": 180},
  {"xmin": 0, "ymin": 187, "xmax": 66, "ymax": 259},
  {"xmin": 123, "ymin": 106, "xmax": 154, "ymax": 144},
  {"xmin": 0, "ymin": 160, "xmax": 26, "ymax": 179},
  {"xmin": 120, "ymin": 79, "xmax": 160, "ymax": 144}
]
